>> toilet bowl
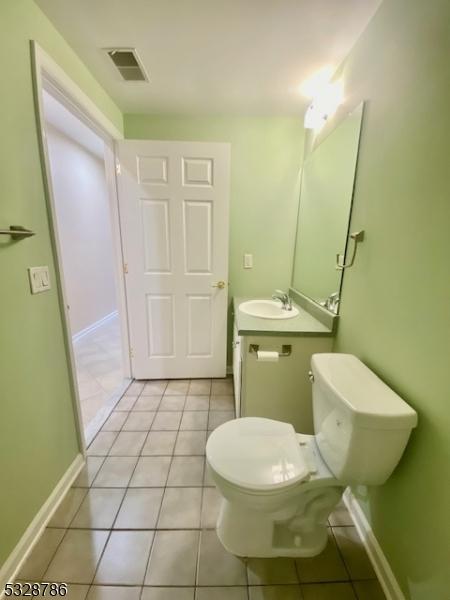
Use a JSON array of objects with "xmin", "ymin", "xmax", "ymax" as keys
[
  {"xmin": 206, "ymin": 353, "xmax": 418, "ymax": 558},
  {"xmin": 207, "ymin": 417, "xmax": 343, "ymax": 557}
]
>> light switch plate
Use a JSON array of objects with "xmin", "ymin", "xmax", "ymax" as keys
[
  {"xmin": 28, "ymin": 266, "xmax": 51, "ymax": 294},
  {"xmin": 243, "ymin": 253, "xmax": 253, "ymax": 269}
]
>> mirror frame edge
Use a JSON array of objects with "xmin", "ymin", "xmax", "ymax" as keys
[{"xmin": 290, "ymin": 100, "xmax": 366, "ymax": 316}]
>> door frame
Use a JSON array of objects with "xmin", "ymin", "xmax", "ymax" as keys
[{"xmin": 30, "ymin": 41, "xmax": 131, "ymax": 452}]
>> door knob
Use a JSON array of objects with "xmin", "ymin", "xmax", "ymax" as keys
[{"xmin": 211, "ymin": 280, "xmax": 226, "ymax": 289}]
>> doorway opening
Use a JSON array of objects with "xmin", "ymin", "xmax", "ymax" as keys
[{"xmin": 41, "ymin": 88, "xmax": 130, "ymax": 443}]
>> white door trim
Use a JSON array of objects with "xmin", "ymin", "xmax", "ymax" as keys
[
  {"xmin": 30, "ymin": 41, "xmax": 130, "ymax": 453},
  {"xmin": 31, "ymin": 43, "xmax": 122, "ymax": 139}
]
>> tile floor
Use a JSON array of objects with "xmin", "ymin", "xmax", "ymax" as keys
[
  {"xmin": 17, "ymin": 377, "xmax": 386, "ymax": 599},
  {"xmin": 73, "ymin": 315, "xmax": 126, "ymax": 434}
]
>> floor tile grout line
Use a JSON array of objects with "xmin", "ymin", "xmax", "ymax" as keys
[
  {"xmin": 349, "ymin": 579, "xmax": 361, "ymax": 600},
  {"xmin": 18, "ymin": 580, "xmax": 370, "ymax": 590},
  {"xmin": 87, "ymin": 385, "xmax": 147, "ymax": 585},
  {"xmin": 69, "ymin": 486, "xmax": 213, "ymax": 493},
  {"xmin": 89, "ymin": 444, "xmax": 144, "ymax": 588},
  {"xmin": 140, "ymin": 485, "xmax": 166, "ymax": 587},
  {"xmin": 293, "ymin": 551, "xmax": 302, "ymax": 586},
  {"xmin": 144, "ymin": 399, "xmax": 193, "ymax": 587},
  {"xmin": 72, "ymin": 454, "xmax": 107, "ymax": 489},
  {"xmin": 87, "ymin": 527, "xmax": 113, "ymax": 587},
  {"xmin": 243, "ymin": 528, "xmax": 250, "ymax": 597},
  {"xmin": 86, "ymin": 378, "xmax": 137, "ymax": 442},
  {"xmin": 194, "ymin": 526, "xmax": 203, "ymax": 590},
  {"xmin": 86, "ymin": 429, "xmax": 119, "ymax": 457},
  {"xmin": 115, "ymin": 384, "xmax": 158, "ymax": 438},
  {"xmin": 155, "ymin": 400, "xmax": 190, "ymax": 530},
  {"xmin": 298, "ymin": 582, "xmax": 305, "ymax": 600},
  {"xmin": 96, "ymin": 451, "xmax": 206, "ymax": 459},
  {"xmin": 109, "ymin": 406, "xmax": 233, "ymax": 416},
  {"xmin": 47, "ymin": 526, "xmax": 218, "ymax": 532},
  {"xmin": 197, "ymin": 430, "xmax": 207, "ymax": 530},
  {"xmin": 36, "ymin": 525, "xmax": 71, "ymax": 583},
  {"xmin": 100, "ymin": 427, "xmax": 216, "ymax": 434},
  {"xmin": 330, "ymin": 525, "xmax": 379, "ymax": 587},
  {"xmin": 63, "ymin": 488, "xmax": 89, "ymax": 530},
  {"xmin": 330, "ymin": 525, "xmax": 355, "ymax": 585}
]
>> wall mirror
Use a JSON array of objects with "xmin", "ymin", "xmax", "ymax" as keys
[{"xmin": 291, "ymin": 102, "xmax": 364, "ymax": 313}]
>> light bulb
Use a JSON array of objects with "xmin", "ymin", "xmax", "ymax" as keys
[{"xmin": 299, "ymin": 66, "xmax": 334, "ymax": 98}]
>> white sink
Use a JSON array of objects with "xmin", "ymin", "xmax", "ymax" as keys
[{"xmin": 239, "ymin": 299, "xmax": 299, "ymax": 320}]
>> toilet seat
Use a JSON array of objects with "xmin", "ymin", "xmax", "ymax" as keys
[{"xmin": 206, "ymin": 417, "xmax": 310, "ymax": 491}]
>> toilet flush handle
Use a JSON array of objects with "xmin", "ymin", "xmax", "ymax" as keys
[{"xmin": 308, "ymin": 370, "xmax": 314, "ymax": 382}]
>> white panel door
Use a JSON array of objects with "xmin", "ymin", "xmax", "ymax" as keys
[{"xmin": 116, "ymin": 140, "xmax": 230, "ymax": 379}]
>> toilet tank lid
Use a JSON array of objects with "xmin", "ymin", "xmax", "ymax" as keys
[{"xmin": 311, "ymin": 354, "xmax": 418, "ymax": 429}]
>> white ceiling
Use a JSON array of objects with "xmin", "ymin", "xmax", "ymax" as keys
[
  {"xmin": 36, "ymin": 0, "xmax": 382, "ymax": 116},
  {"xmin": 43, "ymin": 91, "xmax": 106, "ymax": 159}
]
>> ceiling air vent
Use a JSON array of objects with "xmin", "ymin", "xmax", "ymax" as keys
[{"xmin": 106, "ymin": 48, "xmax": 148, "ymax": 82}]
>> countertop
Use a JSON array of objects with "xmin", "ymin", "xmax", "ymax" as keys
[{"xmin": 233, "ymin": 297, "xmax": 333, "ymax": 337}]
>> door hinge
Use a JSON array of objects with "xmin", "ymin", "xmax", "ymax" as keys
[
  {"xmin": 116, "ymin": 162, "xmax": 121, "ymax": 175},
  {"xmin": 123, "ymin": 263, "xmax": 128, "ymax": 274},
  {"xmin": 130, "ymin": 347, "xmax": 134, "ymax": 358}
]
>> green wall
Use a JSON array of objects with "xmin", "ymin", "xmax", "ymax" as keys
[
  {"xmin": 321, "ymin": 0, "xmax": 450, "ymax": 597},
  {"xmin": 0, "ymin": 0, "xmax": 122, "ymax": 566}
]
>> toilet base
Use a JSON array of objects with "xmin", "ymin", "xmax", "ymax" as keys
[{"xmin": 216, "ymin": 485, "xmax": 343, "ymax": 558}]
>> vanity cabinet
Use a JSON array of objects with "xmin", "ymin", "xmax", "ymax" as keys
[
  {"xmin": 232, "ymin": 297, "xmax": 335, "ymax": 434},
  {"xmin": 233, "ymin": 334, "xmax": 332, "ymax": 433},
  {"xmin": 232, "ymin": 323, "xmax": 242, "ymax": 417}
]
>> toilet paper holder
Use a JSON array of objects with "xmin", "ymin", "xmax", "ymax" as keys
[{"xmin": 249, "ymin": 344, "xmax": 292, "ymax": 357}]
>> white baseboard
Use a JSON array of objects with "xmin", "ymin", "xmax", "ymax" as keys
[
  {"xmin": 343, "ymin": 489, "xmax": 405, "ymax": 600},
  {"xmin": 0, "ymin": 454, "xmax": 85, "ymax": 596},
  {"xmin": 72, "ymin": 310, "xmax": 118, "ymax": 343}
]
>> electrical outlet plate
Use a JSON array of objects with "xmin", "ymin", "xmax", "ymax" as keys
[{"xmin": 28, "ymin": 266, "xmax": 51, "ymax": 294}]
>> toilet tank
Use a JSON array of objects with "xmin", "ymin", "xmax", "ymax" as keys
[{"xmin": 311, "ymin": 354, "xmax": 418, "ymax": 485}]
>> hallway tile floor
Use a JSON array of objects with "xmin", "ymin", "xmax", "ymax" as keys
[
  {"xmin": 17, "ymin": 378, "xmax": 385, "ymax": 599},
  {"xmin": 73, "ymin": 315, "xmax": 126, "ymax": 436}
]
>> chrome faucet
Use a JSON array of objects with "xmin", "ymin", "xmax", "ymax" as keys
[
  {"xmin": 272, "ymin": 289, "xmax": 293, "ymax": 311},
  {"xmin": 324, "ymin": 292, "xmax": 340, "ymax": 313}
]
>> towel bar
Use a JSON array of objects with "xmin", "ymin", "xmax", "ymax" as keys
[
  {"xmin": 336, "ymin": 230, "xmax": 364, "ymax": 270},
  {"xmin": 0, "ymin": 225, "xmax": 35, "ymax": 240}
]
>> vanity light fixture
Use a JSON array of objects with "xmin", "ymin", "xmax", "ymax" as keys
[
  {"xmin": 304, "ymin": 103, "xmax": 328, "ymax": 130},
  {"xmin": 299, "ymin": 65, "xmax": 334, "ymax": 98},
  {"xmin": 304, "ymin": 81, "xmax": 343, "ymax": 130}
]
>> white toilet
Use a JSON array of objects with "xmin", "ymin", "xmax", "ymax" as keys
[{"xmin": 206, "ymin": 353, "xmax": 418, "ymax": 558}]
